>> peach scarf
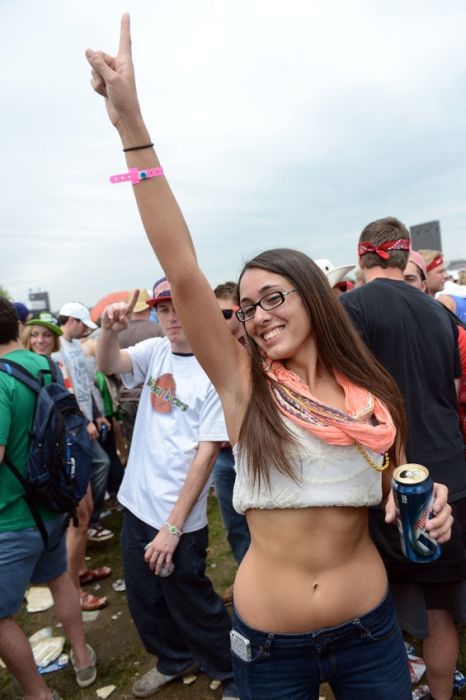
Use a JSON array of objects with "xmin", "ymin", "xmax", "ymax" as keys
[{"xmin": 265, "ymin": 360, "xmax": 395, "ymax": 453}]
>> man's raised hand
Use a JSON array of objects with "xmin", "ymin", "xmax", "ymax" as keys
[{"xmin": 101, "ymin": 289, "xmax": 139, "ymax": 333}]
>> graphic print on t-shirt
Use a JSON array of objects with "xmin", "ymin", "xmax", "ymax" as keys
[{"xmin": 147, "ymin": 373, "xmax": 189, "ymax": 413}]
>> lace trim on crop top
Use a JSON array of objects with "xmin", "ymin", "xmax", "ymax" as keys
[{"xmin": 232, "ymin": 417, "xmax": 383, "ymax": 513}]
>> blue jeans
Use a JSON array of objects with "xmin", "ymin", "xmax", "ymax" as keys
[
  {"xmin": 0, "ymin": 515, "xmax": 68, "ymax": 618},
  {"xmin": 121, "ymin": 510, "xmax": 234, "ymax": 683},
  {"xmin": 213, "ymin": 447, "xmax": 250, "ymax": 564},
  {"xmin": 231, "ymin": 591, "xmax": 411, "ymax": 700}
]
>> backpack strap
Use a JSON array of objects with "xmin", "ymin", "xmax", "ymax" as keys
[
  {"xmin": 44, "ymin": 355, "xmax": 59, "ymax": 383},
  {"xmin": 0, "ymin": 358, "xmax": 67, "ymax": 550},
  {"xmin": 1, "ymin": 453, "xmax": 60, "ymax": 549},
  {"xmin": 0, "ymin": 359, "xmax": 43, "ymax": 394}
]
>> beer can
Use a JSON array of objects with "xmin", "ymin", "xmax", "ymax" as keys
[
  {"xmin": 392, "ymin": 464, "xmax": 441, "ymax": 563},
  {"xmin": 159, "ymin": 562, "xmax": 175, "ymax": 578},
  {"xmin": 144, "ymin": 543, "xmax": 175, "ymax": 577},
  {"xmin": 99, "ymin": 424, "xmax": 108, "ymax": 443}
]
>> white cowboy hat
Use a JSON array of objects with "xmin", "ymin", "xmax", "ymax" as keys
[{"xmin": 315, "ymin": 259, "xmax": 355, "ymax": 288}]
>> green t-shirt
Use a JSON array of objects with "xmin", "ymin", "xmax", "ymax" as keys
[{"xmin": 0, "ymin": 349, "xmax": 56, "ymax": 531}]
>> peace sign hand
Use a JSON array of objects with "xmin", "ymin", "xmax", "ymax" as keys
[
  {"xmin": 101, "ymin": 289, "xmax": 139, "ymax": 333},
  {"xmin": 85, "ymin": 14, "xmax": 142, "ymax": 136}
]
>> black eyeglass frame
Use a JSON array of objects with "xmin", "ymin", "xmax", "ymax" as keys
[{"xmin": 236, "ymin": 289, "xmax": 298, "ymax": 323}]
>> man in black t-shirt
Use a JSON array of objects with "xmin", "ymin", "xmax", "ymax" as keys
[{"xmin": 341, "ymin": 216, "xmax": 466, "ymax": 700}]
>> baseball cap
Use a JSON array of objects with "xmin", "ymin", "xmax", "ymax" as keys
[
  {"xmin": 146, "ymin": 277, "xmax": 172, "ymax": 307},
  {"xmin": 13, "ymin": 302, "xmax": 32, "ymax": 322},
  {"xmin": 59, "ymin": 302, "xmax": 98, "ymax": 330},
  {"xmin": 315, "ymin": 259, "xmax": 355, "ymax": 288},
  {"xmin": 25, "ymin": 312, "xmax": 62, "ymax": 336}
]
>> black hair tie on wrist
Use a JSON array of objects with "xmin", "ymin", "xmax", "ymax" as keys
[{"xmin": 122, "ymin": 143, "xmax": 154, "ymax": 152}]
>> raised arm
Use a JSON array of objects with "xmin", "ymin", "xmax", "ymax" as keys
[
  {"xmin": 86, "ymin": 15, "xmax": 249, "ymax": 403},
  {"xmin": 96, "ymin": 290, "xmax": 137, "ymax": 375}
]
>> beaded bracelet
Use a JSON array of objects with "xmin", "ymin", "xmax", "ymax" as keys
[{"xmin": 163, "ymin": 521, "xmax": 183, "ymax": 537}]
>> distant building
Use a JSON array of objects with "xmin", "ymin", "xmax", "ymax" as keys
[
  {"xmin": 448, "ymin": 259, "xmax": 466, "ymax": 271},
  {"xmin": 28, "ymin": 291, "xmax": 51, "ymax": 318},
  {"xmin": 410, "ymin": 220, "xmax": 442, "ymax": 251}
]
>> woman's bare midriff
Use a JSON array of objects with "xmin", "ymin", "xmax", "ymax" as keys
[{"xmin": 233, "ymin": 506, "xmax": 388, "ymax": 633}]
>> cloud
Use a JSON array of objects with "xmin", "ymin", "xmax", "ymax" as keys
[{"xmin": 1, "ymin": 0, "xmax": 465, "ymax": 308}]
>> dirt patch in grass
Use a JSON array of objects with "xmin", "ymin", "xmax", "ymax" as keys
[
  {"xmin": 0, "ymin": 496, "xmax": 240, "ymax": 700},
  {"xmin": 2, "ymin": 496, "xmax": 466, "ymax": 699}
]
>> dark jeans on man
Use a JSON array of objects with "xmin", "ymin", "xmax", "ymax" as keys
[
  {"xmin": 120, "ymin": 400, "xmax": 139, "ymax": 450},
  {"xmin": 121, "ymin": 510, "xmax": 234, "ymax": 683},
  {"xmin": 213, "ymin": 447, "xmax": 250, "ymax": 564},
  {"xmin": 89, "ymin": 439, "xmax": 111, "ymax": 528},
  {"xmin": 100, "ymin": 423, "xmax": 124, "ymax": 496}
]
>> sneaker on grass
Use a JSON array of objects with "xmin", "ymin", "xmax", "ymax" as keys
[
  {"xmin": 70, "ymin": 644, "xmax": 97, "ymax": 688},
  {"xmin": 132, "ymin": 663, "xmax": 198, "ymax": 698}
]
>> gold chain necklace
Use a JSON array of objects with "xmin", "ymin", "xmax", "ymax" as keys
[
  {"xmin": 355, "ymin": 443, "xmax": 390, "ymax": 473},
  {"xmin": 275, "ymin": 384, "xmax": 390, "ymax": 473}
]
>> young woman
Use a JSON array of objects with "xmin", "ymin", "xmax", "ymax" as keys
[
  {"xmin": 23, "ymin": 314, "xmax": 111, "ymax": 612},
  {"xmin": 22, "ymin": 315, "xmax": 62, "ymax": 357},
  {"xmin": 86, "ymin": 16, "xmax": 452, "ymax": 699}
]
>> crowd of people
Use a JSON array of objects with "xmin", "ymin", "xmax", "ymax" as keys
[{"xmin": 1, "ymin": 13, "xmax": 466, "ymax": 700}]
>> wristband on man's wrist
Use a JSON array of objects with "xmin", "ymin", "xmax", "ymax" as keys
[{"xmin": 163, "ymin": 521, "xmax": 183, "ymax": 537}]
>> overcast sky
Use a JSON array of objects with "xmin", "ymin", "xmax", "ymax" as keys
[{"xmin": 1, "ymin": 0, "xmax": 465, "ymax": 311}]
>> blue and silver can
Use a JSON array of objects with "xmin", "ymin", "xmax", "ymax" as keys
[
  {"xmin": 99, "ymin": 424, "xmax": 108, "ymax": 443},
  {"xmin": 392, "ymin": 464, "xmax": 441, "ymax": 563}
]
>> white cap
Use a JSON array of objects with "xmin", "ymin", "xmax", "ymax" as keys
[
  {"xmin": 59, "ymin": 302, "xmax": 98, "ymax": 330},
  {"xmin": 315, "ymin": 259, "xmax": 355, "ymax": 288}
]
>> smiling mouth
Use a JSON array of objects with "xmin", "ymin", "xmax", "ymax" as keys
[{"xmin": 262, "ymin": 327, "xmax": 284, "ymax": 342}]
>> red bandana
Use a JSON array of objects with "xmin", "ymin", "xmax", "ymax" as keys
[
  {"xmin": 358, "ymin": 239, "xmax": 410, "ymax": 261},
  {"xmin": 426, "ymin": 255, "xmax": 444, "ymax": 272}
]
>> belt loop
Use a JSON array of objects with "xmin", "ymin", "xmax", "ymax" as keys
[
  {"xmin": 353, "ymin": 617, "xmax": 369, "ymax": 639},
  {"xmin": 263, "ymin": 633, "xmax": 274, "ymax": 656}
]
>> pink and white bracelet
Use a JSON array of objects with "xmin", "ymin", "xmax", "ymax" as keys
[{"xmin": 109, "ymin": 166, "xmax": 164, "ymax": 185}]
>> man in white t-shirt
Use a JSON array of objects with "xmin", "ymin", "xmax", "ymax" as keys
[{"xmin": 97, "ymin": 278, "xmax": 238, "ymax": 700}]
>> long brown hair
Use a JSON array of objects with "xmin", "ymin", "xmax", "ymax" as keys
[{"xmin": 237, "ymin": 248, "xmax": 407, "ymax": 486}]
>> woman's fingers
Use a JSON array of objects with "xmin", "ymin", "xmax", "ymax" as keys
[
  {"xmin": 85, "ymin": 49, "xmax": 116, "ymax": 84},
  {"xmin": 118, "ymin": 13, "xmax": 132, "ymax": 59},
  {"xmin": 91, "ymin": 72, "xmax": 107, "ymax": 98}
]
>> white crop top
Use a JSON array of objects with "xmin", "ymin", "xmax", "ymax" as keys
[{"xmin": 232, "ymin": 417, "xmax": 383, "ymax": 514}]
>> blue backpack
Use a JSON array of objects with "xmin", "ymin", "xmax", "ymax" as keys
[{"xmin": 0, "ymin": 356, "xmax": 92, "ymax": 549}]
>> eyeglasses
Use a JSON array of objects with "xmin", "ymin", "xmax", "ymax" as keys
[{"xmin": 236, "ymin": 289, "xmax": 297, "ymax": 322}]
